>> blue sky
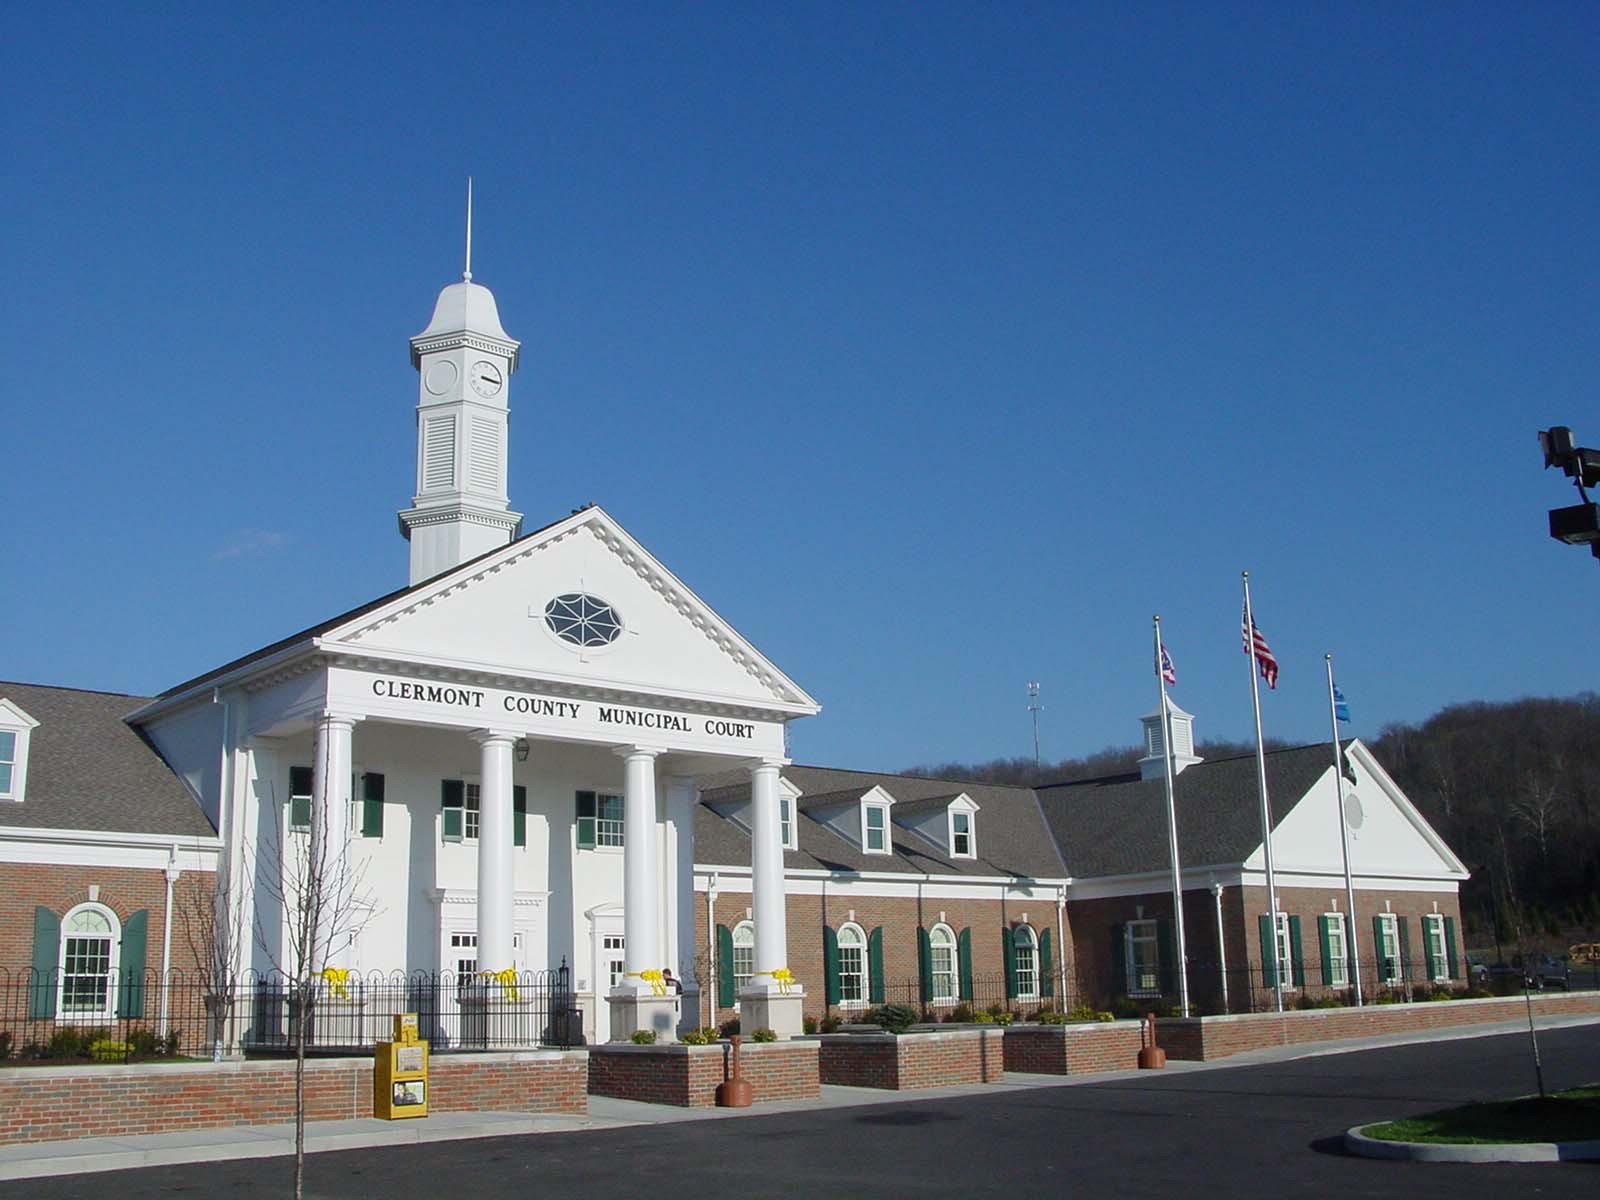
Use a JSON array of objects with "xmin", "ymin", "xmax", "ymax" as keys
[{"xmin": 3, "ymin": 4, "xmax": 1597, "ymax": 773}]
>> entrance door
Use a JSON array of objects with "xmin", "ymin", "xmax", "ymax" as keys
[{"xmin": 597, "ymin": 933, "xmax": 625, "ymax": 1042}]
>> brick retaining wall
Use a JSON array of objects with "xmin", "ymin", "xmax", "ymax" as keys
[
  {"xmin": 0, "ymin": 1050, "xmax": 588, "ymax": 1146},
  {"xmin": 1002, "ymin": 1021, "xmax": 1146, "ymax": 1074},
  {"xmin": 817, "ymin": 1029, "xmax": 1005, "ymax": 1089},
  {"xmin": 587, "ymin": 1041, "xmax": 820, "ymax": 1107},
  {"xmin": 1158, "ymin": 990, "xmax": 1600, "ymax": 1061}
]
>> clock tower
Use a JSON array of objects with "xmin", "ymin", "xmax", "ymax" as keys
[{"xmin": 397, "ymin": 267, "xmax": 524, "ymax": 585}]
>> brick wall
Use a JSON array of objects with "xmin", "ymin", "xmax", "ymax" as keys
[
  {"xmin": 1002, "ymin": 1022, "xmax": 1146, "ymax": 1074},
  {"xmin": 817, "ymin": 1028, "xmax": 1005, "ymax": 1089},
  {"xmin": 692, "ymin": 890, "xmax": 1061, "ymax": 1026},
  {"xmin": 1158, "ymin": 989, "xmax": 1600, "ymax": 1061},
  {"xmin": 587, "ymin": 1040, "xmax": 820, "ymax": 1107},
  {"xmin": 0, "ymin": 1050, "xmax": 587, "ymax": 1145}
]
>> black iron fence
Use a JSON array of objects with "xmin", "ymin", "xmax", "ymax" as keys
[
  {"xmin": 0, "ymin": 966, "xmax": 583, "ymax": 1063},
  {"xmin": 840, "ymin": 957, "xmax": 1600, "ymax": 1024}
]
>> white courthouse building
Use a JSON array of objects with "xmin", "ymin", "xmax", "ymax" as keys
[{"xmin": 126, "ymin": 267, "xmax": 820, "ymax": 1042}]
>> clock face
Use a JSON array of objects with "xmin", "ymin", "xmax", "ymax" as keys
[{"xmin": 469, "ymin": 360, "xmax": 504, "ymax": 398}]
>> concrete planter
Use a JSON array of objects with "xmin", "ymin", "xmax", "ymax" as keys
[{"xmin": 818, "ymin": 1027, "xmax": 1005, "ymax": 1090}]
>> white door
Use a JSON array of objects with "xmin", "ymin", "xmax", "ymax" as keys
[{"xmin": 597, "ymin": 933, "xmax": 625, "ymax": 1042}]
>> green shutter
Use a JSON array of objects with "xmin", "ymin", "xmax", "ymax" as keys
[
  {"xmin": 1156, "ymin": 919, "xmax": 1174, "ymax": 994},
  {"xmin": 514, "ymin": 785, "xmax": 527, "ymax": 848},
  {"xmin": 1318, "ymin": 916, "xmax": 1334, "ymax": 986},
  {"xmin": 30, "ymin": 907, "xmax": 59, "ymax": 1019},
  {"xmin": 1111, "ymin": 923, "xmax": 1127, "ymax": 996},
  {"xmin": 576, "ymin": 790, "xmax": 596, "ymax": 850},
  {"xmin": 1003, "ymin": 926, "xmax": 1019, "ymax": 999},
  {"xmin": 118, "ymin": 909, "xmax": 148, "ymax": 1019},
  {"xmin": 441, "ymin": 779, "xmax": 464, "ymax": 842},
  {"xmin": 1373, "ymin": 914, "xmax": 1388, "ymax": 981},
  {"xmin": 289, "ymin": 765, "xmax": 312, "ymax": 830},
  {"xmin": 1396, "ymin": 916, "xmax": 1412, "ymax": 983},
  {"xmin": 1039, "ymin": 927, "xmax": 1054, "ymax": 999},
  {"xmin": 868, "ymin": 926, "xmax": 885, "ymax": 1005},
  {"xmin": 823, "ymin": 925, "xmax": 841, "ymax": 1006},
  {"xmin": 361, "ymin": 772, "xmax": 385, "ymax": 838},
  {"xmin": 957, "ymin": 927, "xmax": 973, "ymax": 1002},
  {"xmin": 1444, "ymin": 916, "xmax": 1460, "ymax": 980},
  {"xmin": 1288, "ymin": 915, "xmax": 1306, "ymax": 988},
  {"xmin": 717, "ymin": 924, "xmax": 735, "ymax": 1008},
  {"xmin": 1259, "ymin": 914, "xmax": 1277, "ymax": 987},
  {"xmin": 917, "ymin": 927, "xmax": 933, "ymax": 1003}
]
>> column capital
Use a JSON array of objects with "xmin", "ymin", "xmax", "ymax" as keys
[
  {"xmin": 747, "ymin": 756, "xmax": 788, "ymax": 777},
  {"xmin": 317, "ymin": 711, "xmax": 362, "ymax": 732},
  {"xmin": 612, "ymin": 744, "xmax": 665, "ymax": 761},
  {"xmin": 470, "ymin": 728, "xmax": 520, "ymax": 747}
]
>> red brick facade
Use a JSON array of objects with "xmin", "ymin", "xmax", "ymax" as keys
[
  {"xmin": 817, "ymin": 1028, "xmax": 1005, "ymax": 1089},
  {"xmin": 0, "ymin": 1050, "xmax": 587, "ymax": 1146},
  {"xmin": 586, "ymin": 1040, "xmax": 820, "ymax": 1107},
  {"xmin": 1001, "ymin": 1021, "xmax": 1146, "ymax": 1074}
]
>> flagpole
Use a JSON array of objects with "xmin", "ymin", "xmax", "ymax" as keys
[
  {"xmin": 1153, "ymin": 616, "xmax": 1190, "ymax": 1018},
  {"xmin": 1242, "ymin": 572, "xmax": 1283, "ymax": 1013},
  {"xmin": 1324, "ymin": 655, "xmax": 1363, "ymax": 1005}
]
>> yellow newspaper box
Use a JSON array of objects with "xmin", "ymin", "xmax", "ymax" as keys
[{"xmin": 374, "ymin": 1013, "xmax": 429, "ymax": 1119}]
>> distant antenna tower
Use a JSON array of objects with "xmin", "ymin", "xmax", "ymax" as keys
[{"xmin": 1027, "ymin": 681, "xmax": 1043, "ymax": 770}]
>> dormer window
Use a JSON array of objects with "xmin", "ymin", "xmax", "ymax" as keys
[
  {"xmin": 950, "ymin": 810, "xmax": 973, "ymax": 858},
  {"xmin": 780, "ymin": 795, "xmax": 796, "ymax": 851},
  {"xmin": 863, "ymin": 803, "xmax": 889, "ymax": 854},
  {"xmin": 0, "ymin": 698, "xmax": 40, "ymax": 804}
]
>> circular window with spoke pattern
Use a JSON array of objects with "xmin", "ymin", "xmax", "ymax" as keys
[{"xmin": 544, "ymin": 593, "xmax": 624, "ymax": 647}]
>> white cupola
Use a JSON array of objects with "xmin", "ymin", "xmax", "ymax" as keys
[
  {"xmin": 1138, "ymin": 701, "xmax": 1202, "ymax": 781},
  {"xmin": 397, "ymin": 192, "xmax": 524, "ymax": 584}
]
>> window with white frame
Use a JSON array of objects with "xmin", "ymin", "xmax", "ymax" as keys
[
  {"xmin": 1377, "ymin": 913, "xmax": 1401, "ymax": 984},
  {"xmin": 929, "ymin": 923, "xmax": 957, "ymax": 1002},
  {"xmin": 59, "ymin": 904, "xmax": 119, "ymax": 1020},
  {"xmin": 595, "ymin": 793, "xmax": 624, "ymax": 847},
  {"xmin": 464, "ymin": 783, "xmax": 482, "ymax": 840},
  {"xmin": 0, "ymin": 700, "xmax": 38, "ymax": 803},
  {"xmin": 0, "ymin": 731, "xmax": 16, "ymax": 799},
  {"xmin": 950, "ymin": 811, "xmax": 973, "ymax": 857},
  {"xmin": 1325, "ymin": 913, "xmax": 1349, "ymax": 986},
  {"xmin": 450, "ymin": 930, "xmax": 522, "ymax": 993},
  {"xmin": 780, "ymin": 796, "xmax": 796, "ymax": 850},
  {"xmin": 863, "ymin": 805, "xmax": 889, "ymax": 854},
  {"xmin": 603, "ymin": 934, "xmax": 626, "ymax": 990},
  {"xmin": 1424, "ymin": 914, "xmax": 1447, "ymax": 982},
  {"xmin": 838, "ymin": 923, "xmax": 867, "ymax": 1004},
  {"xmin": 732, "ymin": 921, "xmax": 755, "ymax": 996},
  {"xmin": 1013, "ymin": 925, "xmax": 1039, "ymax": 1000},
  {"xmin": 1126, "ymin": 919, "xmax": 1160, "ymax": 995},
  {"xmin": 1274, "ymin": 913, "xmax": 1296, "ymax": 989}
]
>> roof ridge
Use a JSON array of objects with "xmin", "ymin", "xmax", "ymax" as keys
[
  {"xmin": 791, "ymin": 762, "xmax": 1039, "ymax": 793},
  {"xmin": 0, "ymin": 680, "xmax": 149, "ymax": 701}
]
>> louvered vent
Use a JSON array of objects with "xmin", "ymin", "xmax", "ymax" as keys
[
  {"xmin": 468, "ymin": 418, "xmax": 500, "ymax": 494},
  {"xmin": 422, "ymin": 416, "xmax": 456, "ymax": 491}
]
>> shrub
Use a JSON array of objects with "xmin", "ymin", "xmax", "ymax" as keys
[
  {"xmin": 973, "ymin": 1011, "xmax": 994, "ymax": 1024},
  {"xmin": 46, "ymin": 1028, "xmax": 86, "ymax": 1059},
  {"xmin": 802, "ymin": 1016, "xmax": 818, "ymax": 1035},
  {"xmin": 750, "ymin": 1027, "xmax": 777, "ymax": 1043},
  {"xmin": 871, "ymin": 1003, "xmax": 919, "ymax": 1033},
  {"xmin": 126, "ymin": 1027, "xmax": 160, "ymax": 1058},
  {"xmin": 164, "ymin": 1030, "xmax": 181, "ymax": 1056},
  {"xmin": 718, "ymin": 1018, "xmax": 741, "ymax": 1038},
  {"xmin": 944, "ymin": 1003, "xmax": 975, "ymax": 1024},
  {"xmin": 629, "ymin": 1030, "xmax": 657, "ymax": 1045},
  {"xmin": 818, "ymin": 1014, "xmax": 842, "ymax": 1034},
  {"xmin": 992, "ymin": 1011, "xmax": 1014, "ymax": 1027},
  {"xmin": 1037, "ymin": 1009, "xmax": 1068, "ymax": 1024},
  {"xmin": 0, "ymin": 1031, "xmax": 12, "ymax": 1060},
  {"xmin": 1109, "ymin": 996, "xmax": 1145, "ymax": 1020},
  {"xmin": 680, "ymin": 1027, "xmax": 718, "ymax": 1045},
  {"xmin": 1066, "ymin": 1003, "xmax": 1114, "ymax": 1023},
  {"xmin": 88, "ymin": 1039, "xmax": 131, "ymax": 1063}
]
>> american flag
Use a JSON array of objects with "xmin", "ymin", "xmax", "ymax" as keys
[
  {"xmin": 1242, "ymin": 607, "xmax": 1279, "ymax": 689},
  {"xmin": 1159, "ymin": 644, "xmax": 1177, "ymax": 685}
]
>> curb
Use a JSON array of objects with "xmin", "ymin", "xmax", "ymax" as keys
[{"xmin": 1344, "ymin": 1125, "xmax": 1600, "ymax": 1163}]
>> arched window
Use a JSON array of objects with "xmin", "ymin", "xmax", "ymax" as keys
[
  {"xmin": 929, "ymin": 923, "xmax": 958, "ymax": 1002},
  {"xmin": 732, "ymin": 921, "xmax": 755, "ymax": 995},
  {"xmin": 59, "ymin": 903, "xmax": 120, "ymax": 1021},
  {"xmin": 1012, "ymin": 924, "xmax": 1039, "ymax": 1000},
  {"xmin": 837, "ymin": 922, "xmax": 867, "ymax": 1005}
]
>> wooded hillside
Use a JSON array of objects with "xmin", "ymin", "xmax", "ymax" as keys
[{"xmin": 908, "ymin": 694, "xmax": 1600, "ymax": 949}]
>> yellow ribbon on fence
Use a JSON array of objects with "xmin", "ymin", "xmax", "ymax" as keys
[
  {"xmin": 480, "ymin": 967, "xmax": 521, "ymax": 1003},
  {"xmin": 319, "ymin": 967, "xmax": 351, "ymax": 1000}
]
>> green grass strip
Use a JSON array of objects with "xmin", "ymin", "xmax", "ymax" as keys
[{"xmin": 1365, "ymin": 1087, "xmax": 1600, "ymax": 1145}]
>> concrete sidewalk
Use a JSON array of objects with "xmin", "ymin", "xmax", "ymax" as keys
[{"xmin": 1, "ymin": 1012, "xmax": 1592, "ymax": 1182}]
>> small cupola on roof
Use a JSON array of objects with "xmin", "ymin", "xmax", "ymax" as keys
[
  {"xmin": 1138, "ymin": 702, "xmax": 1202, "ymax": 781},
  {"xmin": 397, "ymin": 184, "xmax": 524, "ymax": 584}
]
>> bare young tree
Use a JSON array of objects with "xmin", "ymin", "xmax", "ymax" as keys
[
  {"xmin": 252, "ymin": 739, "xmax": 375, "ymax": 1200},
  {"xmin": 176, "ymin": 846, "xmax": 252, "ymax": 1062}
]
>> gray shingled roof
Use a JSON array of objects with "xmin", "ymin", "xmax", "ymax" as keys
[
  {"xmin": 697, "ymin": 764, "xmax": 1066, "ymax": 880},
  {"xmin": 0, "ymin": 682, "xmax": 216, "ymax": 838},
  {"xmin": 1034, "ymin": 743, "xmax": 1341, "ymax": 877}
]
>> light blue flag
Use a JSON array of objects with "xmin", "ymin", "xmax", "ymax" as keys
[{"xmin": 1333, "ymin": 685, "xmax": 1351, "ymax": 724}]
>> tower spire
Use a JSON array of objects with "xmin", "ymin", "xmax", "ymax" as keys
[{"xmin": 463, "ymin": 177, "xmax": 473, "ymax": 282}]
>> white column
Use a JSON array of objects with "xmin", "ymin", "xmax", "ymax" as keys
[
  {"xmin": 473, "ymin": 730, "xmax": 517, "ymax": 975},
  {"xmin": 749, "ymin": 758, "xmax": 788, "ymax": 984},
  {"xmin": 311, "ymin": 712, "xmax": 358, "ymax": 969},
  {"xmin": 664, "ymin": 775, "xmax": 698, "ymax": 989},
  {"xmin": 618, "ymin": 746, "xmax": 661, "ymax": 988}
]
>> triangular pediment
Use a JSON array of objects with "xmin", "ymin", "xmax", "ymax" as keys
[
  {"xmin": 321, "ymin": 506, "xmax": 818, "ymax": 715},
  {"xmin": 1245, "ymin": 741, "xmax": 1466, "ymax": 879}
]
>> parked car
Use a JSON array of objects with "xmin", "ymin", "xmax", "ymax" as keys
[{"xmin": 1520, "ymin": 954, "xmax": 1570, "ymax": 990}]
